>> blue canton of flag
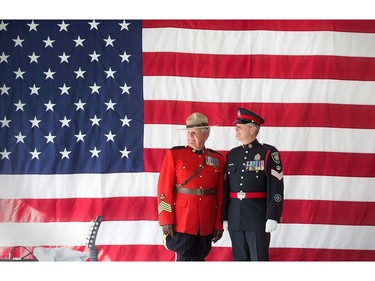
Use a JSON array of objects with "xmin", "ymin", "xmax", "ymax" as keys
[{"xmin": 0, "ymin": 20, "xmax": 144, "ymax": 174}]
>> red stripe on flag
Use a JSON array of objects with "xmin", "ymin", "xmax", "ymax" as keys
[
  {"xmin": 143, "ymin": 53, "xmax": 375, "ymax": 81},
  {"xmin": 144, "ymin": 148, "xmax": 167, "ymax": 172},
  {"xmin": 2, "ymin": 197, "xmax": 374, "ymax": 226},
  {"xmin": 282, "ymin": 151, "xmax": 375, "ymax": 177},
  {"xmin": 282, "ymin": 200, "xmax": 375, "ymax": 226},
  {"xmin": 144, "ymin": 149, "xmax": 375, "ymax": 177},
  {"xmin": 143, "ymin": 20, "xmax": 375, "ymax": 33},
  {"xmin": 0, "ymin": 197, "xmax": 158, "ymax": 223},
  {"xmin": 144, "ymin": 100, "xmax": 375, "ymax": 129},
  {"xmin": 270, "ymin": 248, "xmax": 375, "ymax": 261}
]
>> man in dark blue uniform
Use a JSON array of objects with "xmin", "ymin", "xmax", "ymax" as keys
[{"xmin": 223, "ymin": 108, "xmax": 284, "ymax": 261}]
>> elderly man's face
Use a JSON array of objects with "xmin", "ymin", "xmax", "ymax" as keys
[{"xmin": 187, "ymin": 128, "xmax": 209, "ymax": 150}]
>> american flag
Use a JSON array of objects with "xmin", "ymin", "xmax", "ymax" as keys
[{"xmin": 0, "ymin": 20, "xmax": 375, "ymax": 261}]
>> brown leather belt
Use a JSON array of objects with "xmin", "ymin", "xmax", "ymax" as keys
[
  {"xmin": 230, "ymin": 191, "xmax": 267, "ymax": 200},
  {"xmin": 175, "ymin": 186, "xmax": 216, "ymax": 196}
]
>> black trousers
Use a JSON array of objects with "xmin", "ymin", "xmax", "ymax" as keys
[
  {"xmin": 165, "ymin": 231, "xmax": 213, "ymax": 261},
  {"xmin": 229, "ymin": 230, "xmax": 270, "ymax": 261}
]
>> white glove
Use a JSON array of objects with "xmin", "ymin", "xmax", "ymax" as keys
[
  {"xmin": 265, "ymin": 219, "xmax": 278, "ymax": 233},
  {"xmin": 223, "ymin": 220, "xmax": 228, "ymax": 231}
]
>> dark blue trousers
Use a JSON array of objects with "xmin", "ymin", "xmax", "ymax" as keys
[
  {"xmin": 165, "ymin": 231, "xmax": 213, "ymax": 261},
  {"xmin": 229, "ymin": 230, "xmax": 270, "ymax": 261}
]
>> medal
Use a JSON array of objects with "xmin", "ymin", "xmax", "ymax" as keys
[{"xmin": 206, "ymin": 156, "xmax": 219, "ymax": 168}]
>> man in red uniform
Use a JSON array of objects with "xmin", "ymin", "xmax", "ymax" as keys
[{"xmin": 157, "ymin": 112, "xmax": 225, "ymax": 261}]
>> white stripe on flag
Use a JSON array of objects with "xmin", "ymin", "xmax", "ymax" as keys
[
  {"xmin": 1, "ymin": 174, "xmax": 375, "ymax": 202},
  {"xmin": 143, "ymin": 29, "xmax": 375, "ymax": 57},
  {"xmin": 271, "ymin": 223, "xmax": 375, "ymax": 250},
  {"xmin": 1, "ymin": 221, "xmax": 374, "ymax": 250},
  {"xmin": 144, "ymin": 124, "xmax": 375, "ymax": 153},
  {"xmin": 144, "ymin": 77, "xmax": 375, "ymax": 105},
  {"xmin": 285, "ymin": 176, "xmax": 375, "ymax": 202}
]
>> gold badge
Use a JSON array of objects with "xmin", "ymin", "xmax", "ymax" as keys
[{"xmin": 159, "ymin": 193, "xmax": 166, "ymax": 200}]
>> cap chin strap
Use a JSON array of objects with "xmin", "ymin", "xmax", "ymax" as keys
[{"xmin": 186, "ymin": 122, "xmax": 208, "ymax": 128}]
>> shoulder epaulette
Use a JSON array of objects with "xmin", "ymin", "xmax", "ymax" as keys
[
  {"xmin": 230, "ymin": 145, "xmax": 242, "ymax": 152},
  {"xmin": 208, "ymin": 148, "xmax": 223, "ymax": 156},
  {"xmin": 171, "ymin": 145, "xmax": 186, "ymax": 150},
  {"xmin": 261, "ymin": 143, "xmax": 278, "ymax": 152}
]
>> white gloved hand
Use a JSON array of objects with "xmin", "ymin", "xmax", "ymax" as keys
[
  {"xmin": 223, "ymin": 220, "xmax": 228, "ymax": 231},
  {"xmin": 265, "ymin": 219, "xmax": 278, "ymax": 233}
]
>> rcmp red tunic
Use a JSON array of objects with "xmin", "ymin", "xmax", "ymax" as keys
[{"xmin": 157, "ymin": 146, "xmax": 225, "ymax": 236}]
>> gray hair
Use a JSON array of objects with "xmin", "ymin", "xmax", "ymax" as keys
[
  {"xmin": 201, "ymin": 127, "xmax": 211, "ymax": 135},
  {"xmin": 246, "ymin": 123, "xmax": 260, "ymax": 136}
]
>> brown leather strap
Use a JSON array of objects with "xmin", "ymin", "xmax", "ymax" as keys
[
  {"xmin": 175, "ymin": 186, "xmax": 216, "ymax": 196},
  {"xmin": 177, "ymin": 150, "xmax": 211, "ymax": 187}
]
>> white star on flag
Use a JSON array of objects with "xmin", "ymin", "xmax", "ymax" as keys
[
  {"xmin": 104, "ymin": 35, "xmax": 115, "ymax": 46},
  {"xmin": 13, "ymin": 36, "xmax": 24, "ymax": 47},
  {"xmin": 59, "ymin": 148, "xmax": 71, "ymax": 159},
  {"xmin": 14, "ymin": 68, "xmax": 25, "ymax": 79},
  {"xmin": 120, "ymin": 83, "xmax": 131, "ymax": 95},
  {"xmin": 29, "ymin": 84, "xmax": 40, "ymax": 95},
  {"xmin": 30, "ymin": 148, "xmax": 41, "ymax": 160},
  {"xmin": 59, "ymin": 84, "xmax": 70, "ymax": 95},
  {"xmin": 75, "ymin": 131, "xmax": 86, "ymax": 142},
  {"xmin": 74, "ymin": 100, "xmax": 86, "ymax": 111},
  {"xmin": 44, "ymin": 68, "xmax": 55, "ymax": 79},
  {"xmin": 105, "ymin": 131, "xmax": 116, "ymax": 142},
  {"xmin": 74, "ymin": 36, "xmax": 85, "ymax": 47},
  {"xmin": 59, "ymin": 52, "xmax": 70, "ymax": 63},
  {"xmin": 59, "ymin": 116, "xmax": 71, "ymax": 127},
  {"xmin": 15, "ymin": 132, "xmax": 26, "ymax": 143},
  {"xmin": 120, "ymin": 147, "xmax": 131, "ymax": 158},
  {"xmin": 44, "ymin": 133, "xmax": 56, "ymax": 143},
  {"xmin": 0, "ymin": 117, "xmax": 11, "ymax": 127},
  {"xmin": 90, "ymin": 115, "xmax": 101, "ymax": 126},
  {"xmin": 28, "ymin": 52, "xmax": 39, "ymax": 63},
  {"xmin": 43, "ymin": 37, "xmax": 54, "ymax": 48},
  {"xmin": 29, "ymin": 116, "xmax": 41, "ymax": 128},
  {"xmin": 58, "ymin": 21, "xmax": 69, "ymax": 31},
  {"xmin": 0, "ymin": 148, "xmax": 11, "ymax": 160},
  {"xmin": 44, "ymin": 100, "xmax": 56, "ymax": 111},
  {"xmin": 120, "ymin": 115, "xmax": 132, "ymax": 127},
  {"xmin": 27, "ymin": 20, "xmax": 39, "ymax": 31},
  {"xmin": 90, "ymin": 147, "xmax": 101, "ymax": 158},
  {"xmin": 14, "ymin": 100, "xmax": 26, "ymax": 111}
]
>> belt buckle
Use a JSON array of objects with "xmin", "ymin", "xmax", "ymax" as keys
[
  {"xmin": 237, "ymin": 190, "xmax": 245, "ymax": 200},
  {"xmin": 197, "ymin": 187, "xmax": 204, "ymax": 196}
]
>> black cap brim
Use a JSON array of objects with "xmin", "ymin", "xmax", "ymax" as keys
[{"xmin": 233, "ymin": 119, "xmax": 261, "ymax": 125}]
